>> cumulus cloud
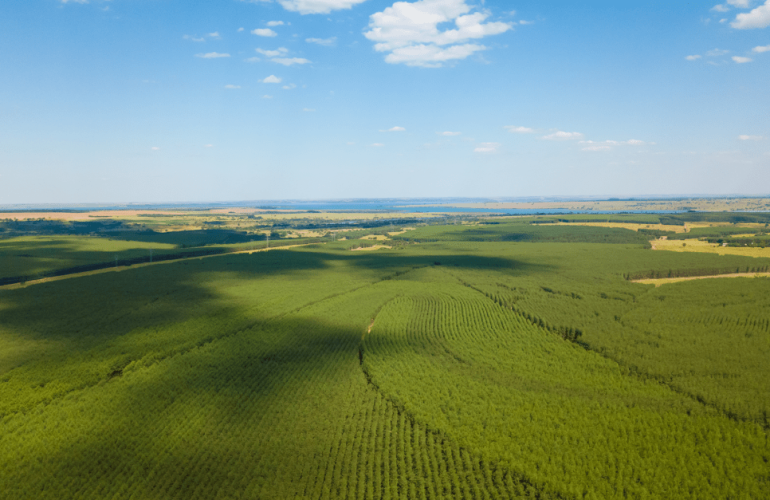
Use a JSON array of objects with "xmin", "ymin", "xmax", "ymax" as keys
[
  {"xmin": 541, "ymin": 131, "xmax": 583, "ymax": 141},
  {"xmin": 306, "ymin": 37, "xmax": 337, "ymax": 46},
  {"xmin": 732, "ymin": 55, "xmax": 753, "ymax": 62},
  {"xmin": 364, "ymin": 0, "xmax": 512, "ymax": 67},
  {"xmin": 731, "ymin": 0, "xmax": 770, "ymax": 29},
  {"xmin": 505, "ymin": 125, "xmax": 534, "ymax": 133},
  {"xmin": 439, "ymin": 131, "xmax": 461, "ymax": 136},
  {"xmin": 224, "ymin": 84, "xmax": 241, "ymax": 89},
  {"xmin": 196, "ymin": 52, "xmax": 231, "ymax": 58},
  {"xmin": 753, "ymin": 44, "xmax": 770, "ymax": 52},
  {"xmin": 272, "ymin": 57, "xmax": 311, "ymax": 65},
  {"xmin": 267, "ymin": 21, "xmax": 285, "ymax": 26},
  {"xmin": 262, "ymin": 75, "xmax": 283, "ymax": 83},
  {"xmin": 579, "ymin": 139, "xmax": 650, "ymax": 151},
  {"xmin": 251, "ymin": 0, "xmax": 367, "ymax": 15},
  {"xmin": 739, "ymin": 134, "xmax": 765, "ymax": 140},
  {"xmin": 474, "ymin": 142, "xmax": 500, "ymax": 153},
  {"xmin": 252, "ymin": 28, "xmax": 278, "ymax": 37},
  {"xmin": 685, "ymin": 54, "xmax": 702, "ymax": 61},
  {"xmin": 256, "ymin": 47, "xmax": 289, "ymax": 57},
  {"xmin": 383, "ymin": 126, "xmax": 406, "ymax": 132},
  {"xmin": 711, "ymin": 4, "xmax": 730, "ymax": 12}
]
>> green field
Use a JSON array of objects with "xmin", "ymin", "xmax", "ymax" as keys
[{"xmin": 1, "ymin": 219, "xmax": 768, "ymax": 499}]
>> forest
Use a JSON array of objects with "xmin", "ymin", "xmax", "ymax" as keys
[{"xmin": 0, "ymin": 213, "xmax": 768, "ymax": 499}]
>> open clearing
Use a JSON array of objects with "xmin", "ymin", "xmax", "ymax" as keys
[
  {"xmin": 652, "ymin": 238, "xmax": 770, "ymax": 258},
  {"xmin": 351, "ymin": 244, "xmax": 391, "ymax": 251},
  {"xmin": 633, "ymin": 272, "xmax": 770, "ymax": 286}
]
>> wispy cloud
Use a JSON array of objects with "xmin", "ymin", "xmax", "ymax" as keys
[
  {"xmin": 685, "ymin": 54, "xmax": 702, "ymax": 61},
  {"xmin": 474, "ymin": 142, "xmax": 500, "ymax": 153},
  {"xmin": 306, "ymin": 37, "xmax": 337, "ymax": 46},
  {"xmin": 272, "ymin": 57, "xmax": 311, "ymax": 66},
  {"xmin": 579, "ymin": 139, "xmax": 651, "ymax": 151},
  {"xmin": 283, "ymin": 83, "xmax": 297, "ymax": 89},
  {"xmin": 371, "ymin": 143, "xmax": 385, "ymax": 147},
  {"xmin": 706, "ymin": 48, "xmax": 730, "ymax": 56},
  {"xmin": 256, "ymin": 47, "xmax": 289, "ymax": 57},
  {"xmin": 364, "ymin": 0, "xmax": 512, "ymax": 67},
  {"xmin": 505, "ymin": 126, "xmax": 535, "ymax": 133},
  {"xmin": 732, "ymin": 55, "xmax": 753, "ymax": 63},
  {"xmin": 382, "ymin": 126, "xmax": 405, "ymax": 132},
  {"xmin": 739, "ymin": 134, "xmax": 765, "ymax": 140},
  {"xmin": 439, "ymin": 131, "xmax": 461, "ymax": 136},
  {"xmin": 266, "ymin": 21, "xmax": 285, "ymax": 27},
  {"xmin": 753, "ymin": 44, "xmax": 770, "ymax": 52},
  {"xmin": 541, "ymin": 131, "xmax": 583, "ymax": 141},
  {"xmin": 196, "ymin": 52, "xmax": 231, "ymax": 58},
  {"xmin": 252, "ymin": 28, "xmax": 278, "ymax": 37}
]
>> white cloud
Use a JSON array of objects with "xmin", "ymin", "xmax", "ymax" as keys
[
  {"xmin": 474, "ymin": 142, "xmax": 500, "ymax": 153},
  {"xmin": 184, "ymin": 35, "xmax": 206, "ymax": 42},
  {"xmin": 685, "ymin": 54, "xmax": 702, "ymax": 61},
  {"xmin": 245, "ymin": 56, "xmax": 261, "ymax": 63},
  {"xmin": 196, "ymin": 52, "xmax": 231, "ymax": 58},
  {"xmin": 732, "ymin": 55, "xmax": 753, "ymax": 62},
  {"xmin": 272, "ymin": 57, "xmax": 312, "ymax": 65},
  {"xmin": 283, "ymin": 83, "xmax": 297, "ymax": 89},
  {"xmin": 254, "ymin": 0, "xmax": 368, "ymax": 15},
  {"xmin": 61, "ymin": 0, "xmax": 89, "ymax": 3},
  {"xmin": 204, "ymin": 144, "xmax": 214, "ymax": 148},
  {"xmin": 383, "ymin": 126, "xmax": 405, "ymax": 132},
  {"xmin": 731, "ymin": 0, "xmax": 770, "ymax": 29},
  {"xmin": 541, "ymin": 131, "xmax": 583, "ymax": 141},
  {"xmin": 208, "ymin": 32, "xmax": 221, "ymax": 39},
  {"xmin": 727, "ymin": 0, "xmax": 752, "ymax": 7},
  {"xmin": 753, "ymin": 44, "xmax": 770, "ymax": 52},
  {"xmin": 371, "ymin": 143, "xmax": 385, "ymax": 147},
  {"xmin": 439, "ymin": 131, "xmax": 461, "ymax": 136},
  {"xmin": 261, "ymin": 75, "xmax": 283, "ymax": 83},
  {"xmin": 256, "ymin": 47, "xmax": 289, "ymax": 57},
  {"xmin": 263, "ymin": 95, "xmax": 274, "ymax": 99},
  {"xmin": 505, "ymin": 125, "xmax": 534, "ymax": 133},
  {"xmin": 517, "ymin": 20, "xmax": 533, "ymax": 25},
  {"xmin": 739, "ymin": 134, "xmax": 765, "ymax": 140},
  {"xmin": 579, "ymin": 139, "xmax": 650, "ymax": 151},
  {"xmin": 252, "ymin": 28, "xmax": 278, "ymax": 37},
  {"xmin": 224, "ymin": 84, "xmax": 241, "ymax": 89},
  {"xmin": 706, "ymin": 48, "xmax": 730, "ymax": 56},
  {"xmin": 306, "ymin": 37, "xmax": 337, "ymax": 46},
  {"xmin": 364, "ymin": 0, "xmax": 512, "ymax": 67},
  {"xmin": 238, "ymin": 27, "xmax": 245, "ymax": 32},
  {"xmin": 266, "ymin": 21, "xmax": 285, "ymax": 26},
  {"xmin": 711, "ymin": 4, "xmax": 730, "ymax": 12},
  {"xmin": 151, "ymin": 146, "xmax": 160, "ymax": 151}
]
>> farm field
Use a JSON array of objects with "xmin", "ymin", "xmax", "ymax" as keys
[{"xmin": 1, "ymin": 215, "xmax": 769, "ymax": 499}]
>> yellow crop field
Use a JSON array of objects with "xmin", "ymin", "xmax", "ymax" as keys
[{"xmin": 652, "ymin": 238, "xmax": 770, "ymax": 258}]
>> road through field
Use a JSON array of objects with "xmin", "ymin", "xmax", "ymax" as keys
[
  {"xmin": 633, "ymin": 272, "xmax": 770, "ymax": 286},
  {"xmin": 0, "ymin": 243, "xmax": 319, "ymax": 291}
]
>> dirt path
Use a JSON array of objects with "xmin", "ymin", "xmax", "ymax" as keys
[
  {"xmin": 632, "ymin": 272, "xmax": 770, "ymax": 287},
  {"xmin": 0, "ymin": 244, "xmax": 317, "ymax": 291}
]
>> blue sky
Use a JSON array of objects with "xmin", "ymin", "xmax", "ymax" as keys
[{"xmin": 1, "ymin": 0, "xmax": 769, "ymax": 203}]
